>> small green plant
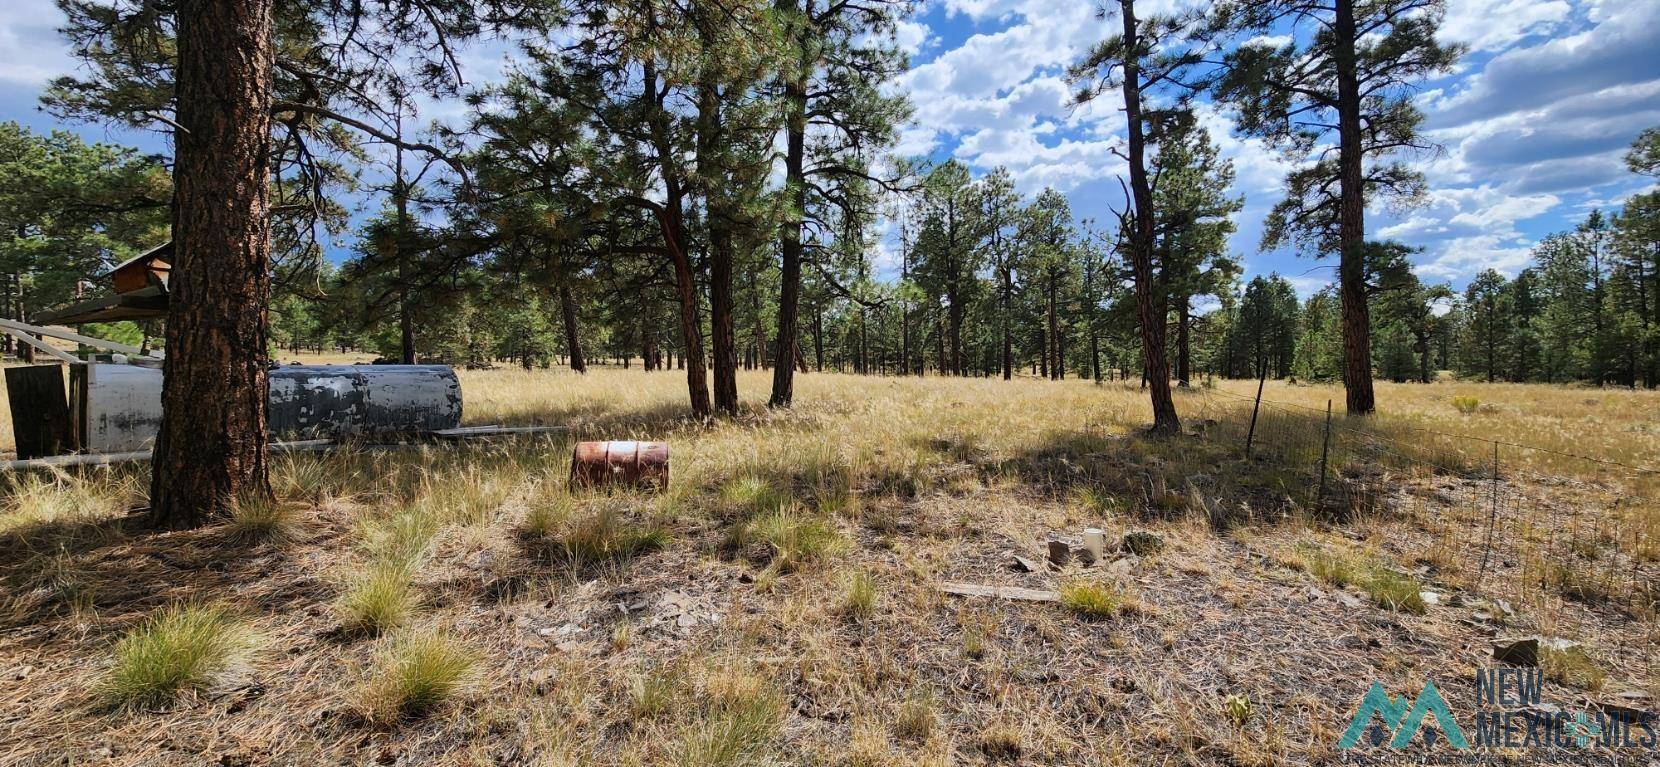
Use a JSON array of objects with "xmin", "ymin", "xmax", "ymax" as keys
[
  {"xmin": 358, "ymin": 631, "xmax": 478, "ymax": 723},
  {"xmin": 841, "ymin": 570, "xmax": 877, "ymax": 622},
  {"xmin": 719, "ymin": 475, "xmax": 786, "ymax": 519},
  {"xmin": 1223, "ymin": 694, "xmax": 1252, "ymax": 727},
  {"xmin": 1299, "ymin": 544, "xmax": 1358, "ymax": 588},
  {"xmin": 104, "ymin": 602, "xmax": 253, "ymax": 708},
  {"xmin": 359, "ymin": 510, "xmax": 439, "ymax": 570},
  {"xmin": 226, "ymin": 495, "xmax": 299, "ymax": 544},
  {"xmin": 1451, "ymin": 396, "xmax": 1480, "ymax": 415},
  {"xmin": 627, "ymin": 668, "xmax": 681, "ymax": 721},
  {"xmin": 335, "ymin": 563, "xmax": 418, "ymax": 636},
  {"xmin": 1058, "ymin": 581, "xmax": 1126, "ymax": 619}
]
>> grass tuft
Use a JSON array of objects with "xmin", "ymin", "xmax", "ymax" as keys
[
  {"xmin": 104, "ymin": 602, "xmax": 253, "ymax": 709},
  {"xmin": 226, "ymin": 495, "xmax": 299, "ymax": 544},
  {"xmin": 1540, "ymin": 645, "xmax": 1606, "ymax": 691},
  {"xmin": 335, "ymin": 562, "xmax": 418, "ymax": 636},
  {"xmin": 1451, "ymin": 396, "xmax": 1481, "ymax": 415},
  {"xmin": 552, "ymin": 504, "xmax": 669, "ymax": 568},
  {"xmin": 673, "ymin": 669, "xmax": 786, "ymax": 767},
  {"xmin": 1059, "ymin": 580, "xmax": 1128, "ymax": 619},
  {"xmin": 358, "ymin": 631, "xmax": 478, "ymax": 723},
  {"xmin": 731, "ymin": 507, "xmax": 844, "ymax": 574},
  {"xmin": 841, "ymin": 570, "xmax": 878, "ymax": 622}
]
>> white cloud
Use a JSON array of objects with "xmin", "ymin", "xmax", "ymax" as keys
[
  {"xmin": 1440, "ymin": 0, "xmax": 1571, "ymax": 52},
  {"xmin": 0, "ymin": 0, "xmax": 72, "ymax": 86}
]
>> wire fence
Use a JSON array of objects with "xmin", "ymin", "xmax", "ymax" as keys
[{"xmin": 1186, "ymin": 385, "xmax": 1659, "ymax": 621}]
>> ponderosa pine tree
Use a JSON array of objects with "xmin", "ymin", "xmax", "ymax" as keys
[
  {"xmin": 1212, "ymin": 0, "xmax": 1461, "ymax": 415},
  {"xmin": 1150, "ymin": 118, "xmax": 1242, "ymax": 387},
  {"xmin": 768, "ymin": 0, "xmax": 909, "ymax": 406},
  {"xmin": 1069, "ymin": 0, "xmax": 1211, "ymax": 433}
]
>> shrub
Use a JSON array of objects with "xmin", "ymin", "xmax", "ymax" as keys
[
  {"xmin": 336, "ymin": 563, "xmax": 418, "ymax": 636},
  {"xmin": 358, "ymin": 632, "xmax": 478, "ymax": 723},
  {"xmin": 104, "ymin": 602, "xmax": 253, "ymax": 708},
  {"xmin": 1058, "ymin": 581, "xmax": 1126, "ymax": 619},
  {"xmin": 1451, "ymin": 396, "xmax": 1480, "ymax": 415}
]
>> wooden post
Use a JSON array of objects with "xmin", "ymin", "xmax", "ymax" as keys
[{"xmin": 1244, "ymin": 364, "xmax": 1267, "ymax": 458}]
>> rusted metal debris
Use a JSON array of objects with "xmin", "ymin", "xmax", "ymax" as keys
[{"xmin": 570, "ymin": 440, "xmax": 670, "ymax": 489}]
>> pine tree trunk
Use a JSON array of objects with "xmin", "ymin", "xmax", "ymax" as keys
[
  {"xmin": 697, "ymin": 76, "xmax": 739, "ymax": 415},
  {"xmin": 560, "ymin": 283, "xmax": 586, "ymax": 373},
  {"xmin": 1119, "ymin": 0, "xmax": 1180, "ymax": 434},
  {"xmin": 1176, "ymin": 298, "xmax": 1191, "ymax": 387},
  {"xmin": 769, "ymin": 47, "xmax": 805, "ymax": 405},
  {"xmin": 1334, "ymin": 0, "xmax": 1376, "ymax": 415},
  {"xmin": 150, "ymin": 0, "xmax": 275, "ymax": 528}
]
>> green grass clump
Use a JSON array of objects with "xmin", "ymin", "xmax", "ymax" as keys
[
  {"xmin": 226, "ymin": 495, "xmax": 299, "ymax": 544},
  {"xmin": 1360, "ymin": 568, "xmax": 1427, "ymax": 614},
  {"xmin": 673, "ymin": 671, "xmax": 786, "ymax": 767},
  {"xmin": 719, "ymin": 475, "xmax": 788, "ymax": 519},
  {"xmin": 1451, "ymin": 396, "xmax": 1480, "ymax": 415},
  {"xmin": 359, "ymin": 510, "xmax": 439, "ymax": 569},
  {"xmin": 554, "ymin": 505, "xmax": 670, "ymax": 568},
  {"xmin": 841, "ymin": 571, "xmax": 877, "ymax": 622},
  {"xmin": 104, "ymin": 602, "xmax": 253, "ymax": 708},
  {"xmin": 1058, "ymin": 581, "xmax": 1127, "ymax": 620},
  {"xmin": 358, "ymin": 632, "xmax": 478, "ymax": 723},
  {"xmin": 336, "ymin": 563, "xmax": 418, "ymax": 636},
  {"xmin": 732, "ymin": 508, "xmax": 844, "ymax": 574},
  {"xmin": 1299, "ymin": 544, "xmax": 1359, "ymax": 588},
  {"xmin": 627, "ymin": 667, "xmax": 682, "ymax": 721},
  {"xmin": 1541, "ymin": 645, "xmax": 1606, "ymax": 691},
  {"xmin": 521, "ymin": 492, "xmax": 575, "ymax": 538}
]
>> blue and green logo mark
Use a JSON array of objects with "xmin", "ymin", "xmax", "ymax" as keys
[
  {"xmin": 1339, "ymin": 670, "xmax": 1657, "ymax": 754},
  {"xmin": 1339, "ymin": 680, "xmax": 1469, "ymax": 749}
]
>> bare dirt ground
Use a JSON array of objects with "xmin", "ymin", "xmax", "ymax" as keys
[{"xmin": 1, "ymin": 369, "xmax": 1656, "ymax": 766}]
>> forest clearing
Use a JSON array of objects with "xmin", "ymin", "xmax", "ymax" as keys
[{"xmin": 2, "ymin": 368, "xmax": 1655, "ymax": 766}]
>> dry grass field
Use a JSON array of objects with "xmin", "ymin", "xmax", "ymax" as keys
[{"xmin": 0, "ymin": 367, "xmax": 1656, "ymax": 766}]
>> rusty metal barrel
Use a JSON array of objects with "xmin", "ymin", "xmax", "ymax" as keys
[{"xmin": 569, "ymin": 441, "xmax": 670, "ymax": 489}]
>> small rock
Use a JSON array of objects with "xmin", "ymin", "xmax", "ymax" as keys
[
  {"xmin": 1122, "ymin": 530, "xmax": 1164, "ymax": 556},
  {"xmin": 1420, "ymin": 591, "xmax": 1442, "ymax": 607},
  {"xmin": 1304, "ymin": 586, "xmax": 1325, "ymax": 602},
  {"xmin": 1334, "ymin": 592, "xmax": 1362, "ymax": 608},
  {"xmin": 1493, "ymin": 637, "xmax": 1540, "ymax": 666},
  {"xmin": 1106, "ymin": 555, "xmax": 1139, "ymax": 576},
  {"xmin": 9, "ymin": 665, "xmax": 32, "ymax": 681},
  {"xmin": 1010, "ymin": 554, "xmax": 1042, "ymax": 573},
  {"xmin": 1047, "ymin": 540, "xmax": 1072, "ymax": 567},
  {"xmin": 528, "ymin": 667, "xmax": 558, "ymax": 695}
]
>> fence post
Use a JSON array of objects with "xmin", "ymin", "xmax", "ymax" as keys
[
  {"xmin": 1477, "ymin": 441, "xmax": 1500, "ymax": 591},
  {"xmin": 1315, "ymin": 399, "xmax": 1333, "ymax": 511},
  {"xmin": 1244, "ymin": 365, "xmax": 1267, "ymax": 459}
]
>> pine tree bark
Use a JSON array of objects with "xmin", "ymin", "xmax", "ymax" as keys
[
  {"xmin": 150, "ymin": 0, "xmax": 275, "ymax": 528},
  {"xmin": 1176, "ymin": 298, "xmax": 1191, "ymax": 387},
  {"xmin": 559, "ymin": 282, "xmax": 586, "ymax": 373},
  {"xmin": 1119, "ymin": 0, "xmax": 1180, "ymax": 434},
  {"xmin": 696, "ymin": 71, "xmax": 739, "ymax": 415},
  {"xmin": 768, "ymin": 50, "xmax": 805, "ymax": 406},
  {"xmin": 1334, "ymin": 0, "xmax": 1376, "ymax": 415}
]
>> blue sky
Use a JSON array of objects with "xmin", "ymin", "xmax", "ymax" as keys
[{"xmin": 2, "ymin": 0, "xmax": 1658, "ymax": 297}]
